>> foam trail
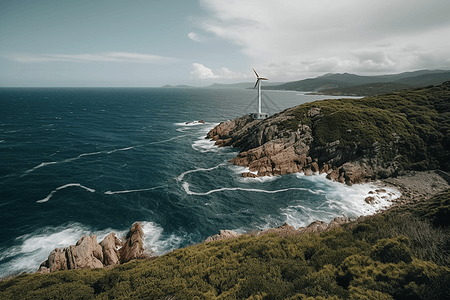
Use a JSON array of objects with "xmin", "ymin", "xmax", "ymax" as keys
[
  {"xmin": 147, "ymin": 135, "xmax": 187, "ymax": 145},
  {"xmin": 22, "ymin": 135, "xmax": 188, "ymax": 177},
  {"xmin": 23, "ymin": 162, "xmax": 58, "ymax": 175},
  {"xmin": 37, "ymin": 184, "xmax": 95, "ymax": 203},
  {"xmin": 177, "ymin": 163, "xmax": 227, "ymax": 181},
  {"xmin": 105, "ymin": 185, "xmax": 165, "ymax": 195},
  {"xmin": 76, "ymin": 151, "xmax": 104, "ymax": 158},
  {"xmin": 107, "ymin": 146, "xmax": 136, "ymax": 154},
  {"xmin": 182, "ymin": 182, "xmax": 324, "ymax": 196},
  {"xmin": 174, "ymin": 121, "xmax": 213, "ymax": 127}
]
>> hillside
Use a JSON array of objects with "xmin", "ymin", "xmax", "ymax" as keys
[
  {"xmin": 208, "ymin": 82, "xmax": 450, "ymax": 183},
  {"xmin": 265, "ymin": 70, "xmax": 450, "ymax": 96},
  {"xmin": 1, "ymin": 188, "xmax": 449, "ymax": 299}
]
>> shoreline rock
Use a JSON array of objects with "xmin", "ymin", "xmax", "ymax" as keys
[
  {"xmin": 206, "ymin": 110, "xmax": 399, "ymax": 185},
  {"xmin": 36, "ymin": 222, "xmax": 150, "ymax": 274},
  {"xmin": 206, "ymin": 82, "xmax": 450, "ymax": 185}
]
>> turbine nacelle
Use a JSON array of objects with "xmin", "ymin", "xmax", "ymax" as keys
[{"xmin": 253, "ymin": 68, "xmax": 268, "ymax": 89}]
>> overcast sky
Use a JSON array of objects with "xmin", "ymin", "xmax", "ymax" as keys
[{"xmin": 1, "ymin": 0, "xmax": 449, "ymax": 87}]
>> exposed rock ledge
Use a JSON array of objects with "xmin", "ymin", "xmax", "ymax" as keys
[
  {"xmin": 36, "ymin": 222, "xmax": 150, "ymax": 274},
  {"xmin": 207, "ymin": 111, "xmax": 399, "ymax": 185},
  {"xmin": 205, "ymin": 216, "xmax": 351, "ymax": 243}
]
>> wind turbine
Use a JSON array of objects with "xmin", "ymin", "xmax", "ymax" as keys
[{"xmin": 252, "ymin": 68, "xmax": 268, "ymax": 119}]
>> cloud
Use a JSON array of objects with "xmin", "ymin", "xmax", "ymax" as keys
[
  {"xmin": 191, "ymin": 63, "xmax": 247, "ymax": 79},
  {"xmin": 198, "ymin": 0, "xmax": 450, "ymax": 78},
  {"xmin": 3, "ymin": 52, "xmax": 179, "ymax": 63},
  {"xmin": 188, "ymin": 32, "xmax": 203, "ymax": 42}
]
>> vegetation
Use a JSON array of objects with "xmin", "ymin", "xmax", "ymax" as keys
[
  {"xmin": 1, "ymin": 189, "xmax": 450, "ymax": 300},
  {"xmin": 309, "ymin": 82, "xmax": 412, "ymax": 96},
  {"xmin": 276, "ymin": 82, "xmax": 450, "ymax": 172},
  {"xmin": 264, "ymin": 70, "xmax": 450, "ymax": 96}
]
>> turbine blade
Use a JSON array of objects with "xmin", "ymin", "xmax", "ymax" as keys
[
  {"xmin": 252, "ymin": 68, "xmax": 259, "ymax": 78},
  {"xmin": 260, "ymin": 77, "xmax": 268, "ymax": 80},
  {"xmin": 253, "ymin": 78, "xmax": 260, "ymax": 89}
]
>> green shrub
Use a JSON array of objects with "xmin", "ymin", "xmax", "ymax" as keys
[{"xmin": 370, "ymin": 236, "xmax": 413, "ymax": 264}]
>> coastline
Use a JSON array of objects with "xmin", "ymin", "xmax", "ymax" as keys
[
  {"xmin": 205, "ymin": 170, "xmax": 450, "ymax": 242},
  {"xmin": 379, "ymin": 170, "xmax": 450, "ymax": 206}
]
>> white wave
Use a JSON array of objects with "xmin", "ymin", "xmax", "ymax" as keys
[
  {"xmin": 21, "ymin": 142, "xmax": 145, "ymax": 178},
  {"xmin": 0, "ymin": 223, "xmax": 94, "ymax": 278},
  {"xmin": 191, "ymin": 137, "xmax": 221, "ymax": 153},
  {"xmin": 174, "ymin": 121, "xmax": 211, "ymax": 127},
  {"xmin": 0, "ymin": 221, "xmax": 180, "ymax": 278},
  {"xmin": 182, "ymin": 181, "xmax": 324, "ymax": 196},
  {"xmin": 23, "ymin": 161, "xmax": 58, "ymax": 175},
  {"xmin": 280, "ymin": 204, "xmax": 342, "ymax": 229},
  {"xmin": 76, "ymin": 151, "xmax": 104, "ymax": 158},
  {"xmin": 140, "ymin": 221, "xmax": 184, "ymax": 256},
  {"xmin": 177, "ymin": 163, "xmax": 227, "ymax": 181},
  {"xmin": 104, "ymin": 185, "xmax": 165, "ymax": 195},
  {"xmin": 107, "ymin": 146, "xmax": 136, "ymax": 154},
  {"xmin": 230, "ymin": 165, "xmax": 280, "ymax": 183},
  {"xmin": 37, "ymin": 183, "xmax": 95, "ymax": 203},
  {"xmin": 0, "ymin": 220, "xmax": 185, "ymax": 278},
  {"xmin": 274, "ymin": 173, "xmax": 402, "ymax": 228}
]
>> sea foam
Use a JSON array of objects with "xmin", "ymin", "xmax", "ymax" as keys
[{"xmin": 37, "ymin": 183, "xmax": 95, "ymax": 203}]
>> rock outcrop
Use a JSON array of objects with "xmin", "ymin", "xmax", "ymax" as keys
[
  {"xmin": 37, "ymin": 222, "xmax": 149, "ymax": 274},
  {"xmin": 207, "ymin": 107, "xmax": 397, "ymax": 185},
  {"xmin": 118, "ymin": 222, "xmax": 145, "ymax": 264},
  {"xmin": 204, "ymin": 230, "xmax": 241, "ymax": 242},
  {"xmin": 205, "ymin": 216, "xmax": 351, "ymax": 242},
  {"xmin": 208, "ymin": 82, "xmax": 450, "ymax": 184}
]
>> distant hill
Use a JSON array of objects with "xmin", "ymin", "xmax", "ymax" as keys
[
  {"xmin": 265, "ymin": 70, "xmax": 450, "ymax": 96},
  {"xmin": 206, "ymin": 82, "xmax": 284, "ymax": 89},
  {"xmin": 309, "ymin": 82, "xmax": 413, "ymax": 97},
  {"xmin": 161, "ymin": 84, "xmax": 195, "ymax": 89}
]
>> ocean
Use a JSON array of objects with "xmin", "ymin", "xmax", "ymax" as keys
[{"xmin": 0, "ymin": 87, "xmax": 400, "ymax": 277}]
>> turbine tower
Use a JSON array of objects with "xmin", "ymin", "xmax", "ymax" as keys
[{"xmin": 252, "ymin": 68, "xmax": 268, "ymax": 119}]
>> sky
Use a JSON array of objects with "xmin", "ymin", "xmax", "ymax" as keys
[{"xmin": 1, "ymin": 0, "xmax": 449, "ymax": 87}]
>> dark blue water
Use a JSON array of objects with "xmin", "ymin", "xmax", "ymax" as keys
[{"xmin": 0, "ymin": 88, "xmax": 400, "ymax": 277}]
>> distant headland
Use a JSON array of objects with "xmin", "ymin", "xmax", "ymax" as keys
[
  {"xmin": 162, "ymin": 69, "xmax": 449, "ymax": 97},
  {"xmin": 207, "ymin": 81, "xmax": 450, "ymax": 184}
]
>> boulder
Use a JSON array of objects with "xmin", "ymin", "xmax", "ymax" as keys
[
  {"xmin": 36, "ymin": 222, "xmax": 149, "ymax": 274},
  {"xmin": 44, "ymin": 248, "xmax": 68, "ymax": 273},
  {"xmin": 100, "ymin": 233, "xmax": 123, "ymax": 266},
  {"xmin": 66, "ymin": 235, "xmax": 103, "ymax": 270},
  {"xmin": 119, "ymin": 222, "xmax": 147, "ymax": 263}
]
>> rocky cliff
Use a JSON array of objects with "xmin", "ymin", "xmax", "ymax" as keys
[
  {"xmin": 207, "ymin": 108, "xmax": 397, "ymax": 184},
  {"xmin": 37, "ymin": 222, "xmax": 150, "ymax": 273},
  {"xmin": 207, "ymin": 82, "xmax": 450, "ymax": 184}
]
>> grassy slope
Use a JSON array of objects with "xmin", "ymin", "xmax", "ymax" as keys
[
  {"xmin": 1, "ymin": 190, "xmax": 449, "ymax": 300},
  {"xmin": 277, "ymin": 82, "xmax": 450, "ymax": 171}
]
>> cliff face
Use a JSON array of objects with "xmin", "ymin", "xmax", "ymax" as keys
[
  {"xmin": 207, "ymin": 82, "xmax": 450, "ymax": 184},
  {"xmin": 207, "ymin": 108, "xmax": 394, "ymax": 184}
]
